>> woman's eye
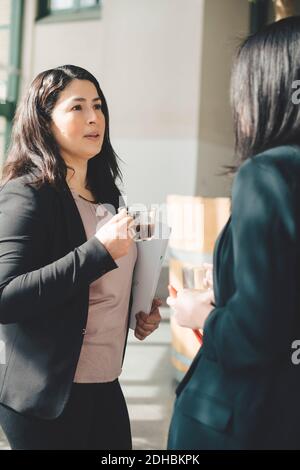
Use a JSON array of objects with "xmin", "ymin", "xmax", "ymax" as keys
[{"xmin": 70, "ymin": 104, "xmax": 102, "ymax": 111}]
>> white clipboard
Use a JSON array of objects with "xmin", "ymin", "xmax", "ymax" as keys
[{"xmin": 129, "ymin": 223, "xmax": 171, "ymax": 329}]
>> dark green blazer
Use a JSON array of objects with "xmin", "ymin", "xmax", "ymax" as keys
[{"xmin": 168, "ymin": 145, "xmax": 300, "ymax": 450}]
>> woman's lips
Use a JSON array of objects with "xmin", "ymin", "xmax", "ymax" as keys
[{"xmin": 84, "ymin": 134, "xmax": 100, "ymax": 141}]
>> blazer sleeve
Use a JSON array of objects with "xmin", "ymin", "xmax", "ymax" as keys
[
  {"xmin": 0, "ymin": 179, "xmax": 118, "ymax": 324},
  {"xmin": 202, "ymin": 157, "xmax": 298, "ymax": 371}
]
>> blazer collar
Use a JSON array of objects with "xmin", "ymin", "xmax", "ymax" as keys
[
  {"xmin": 30, "ymin": 167, "xmax": 88, "ymax": 250},
  {"xmin": 213, "ymin": 215, "xmax": 231, "ymax": 304},
  {"xmin": 59, "ymin": 178, "xmax": 88, "ymax": 250}
]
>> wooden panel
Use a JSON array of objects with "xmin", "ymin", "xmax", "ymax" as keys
[
  {"xmin": 167, "ymin": 195, "xmax": 230, "ymax": 253},
  {"xmin": 169, "ymin": 258, "xmax": 184, "ymax": 291},
  {"xmin": 168, "ymin": 195, "xmax": 230, "ymax": 378}
]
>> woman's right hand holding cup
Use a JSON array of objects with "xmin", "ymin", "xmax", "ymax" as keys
[{"xmin": 95, "ymin": 208, "xmax": 134, "ymax": 260}]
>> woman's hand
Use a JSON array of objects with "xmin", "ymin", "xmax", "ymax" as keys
[
  {"xmin": 167, "ymin": 287, "xmax": 215, "ymax": 330},
  {"xmin": 95, "ymin": 208, "xmax": 134, "ymax": 260},
  {"xmin": 134, "ymin": 298, "xmax": 162, "ymax": 340}
]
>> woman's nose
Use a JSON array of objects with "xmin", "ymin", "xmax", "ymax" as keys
[
  {"xmin": 87, "ymin": 110, "xmax": 97, "ymax": 123},
  {"xmin": 86, "ymin": 107, "xmax": 103, "ymax": 124}
]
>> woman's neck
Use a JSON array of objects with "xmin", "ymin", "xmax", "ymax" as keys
[{"xmin": 65, "ymin": 159, "xmax": 88, "ymax": 193}]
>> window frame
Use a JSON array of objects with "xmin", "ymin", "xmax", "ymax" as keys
[
  {"xmin": 36, "ymin": 0, "xmax": 101, "ymax": 23},
  {"xmin": 0, "ymin": 0, "xmax": 24, "ymax": 156}
]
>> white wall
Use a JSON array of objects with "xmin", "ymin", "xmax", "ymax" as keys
[
  {"xmin": 20, "ymin": 0, "xmax": 249, "ymax": 202},
  {"xmin": 196, "ymin": 0, "xmax": 249, "ymax": 197},
  {"xmin": 20, "ymin": 0, "xmax": 204, "ymax": 206}
]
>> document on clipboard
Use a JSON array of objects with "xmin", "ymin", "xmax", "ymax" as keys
[{"xmin": 129, "ymin": 223, "xmax": 171, "ymax": 330}]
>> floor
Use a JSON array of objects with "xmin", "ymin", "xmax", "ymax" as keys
[
  {"xmin": 121, "ymin": 308, "xmax": 175, "ymax": 450},
  {"xmin": 0, "ymin": 307, "xmax": 176, "ymax": 450}
]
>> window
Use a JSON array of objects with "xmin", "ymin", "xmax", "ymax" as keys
[
  {"xmin": 50, "ymin": 0, "xmax": 100, "ymax": 12},
  {"xmin": 0, "ymin": 0, "xmax": 23, "ymax": 167},
  {"xmin": 51, "ymin": 0, "xmax": 74, "ymax": 10},
  {"xmin": 37, "ymin": 0, "xmax": 101, "ymax": 21}
]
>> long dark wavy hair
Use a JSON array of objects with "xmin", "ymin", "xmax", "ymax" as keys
[
  {"xmin": 1, "ymin": 64, "xmax": 123, "ymax": 206},
  {"xmin": 229, "ymin": 15, "xmax": 300, "ymax": 173}
]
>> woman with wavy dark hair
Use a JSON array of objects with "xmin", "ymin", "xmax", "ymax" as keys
[
  {"xmin": 167, "ymin": 16, "xmax": 300, "ymax": 449},
  {"xmin": 0, "ymin": 64, "xmax": 161, "ymax": 450}
]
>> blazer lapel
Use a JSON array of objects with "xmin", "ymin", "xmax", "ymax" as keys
[
  {"xmin": 58, "ymin": 179, "xmax": 87, "ymax": 250},
  {"xmin": 213, "ymin": 215, "xmax": 231, "ymax": 305}
]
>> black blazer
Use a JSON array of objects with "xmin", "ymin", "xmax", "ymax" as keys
[
  {"xmin": 0, "ymin": 170, "xmax": 126, "ymax": 419},
  {"xmin": 170, "ymin": 145, "xmax": 300, "ymax": 450}
]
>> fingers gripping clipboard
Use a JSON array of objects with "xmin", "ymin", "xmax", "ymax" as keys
[{"xmin": 129, "ymin": 223, "xmax": 171, "ymax": 330}]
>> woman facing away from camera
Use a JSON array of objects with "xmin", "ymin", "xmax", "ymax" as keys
[
  {"xmin": 167, "ymin": 16, "xmax": 300, "ymax": 450},
  {"xmin": 0, "ymin": 64, "xmax": 161, "ymax": 450}
]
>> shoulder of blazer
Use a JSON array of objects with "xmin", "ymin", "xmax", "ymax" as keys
[
  {"xmin": 244, "ymin": 144, "xmax": 300, "ymax": 173},
  {"xmin": 0, "ymin": 172, "xmax": 59, "ymax": 223},
  {"xmin": 236, "ymin": 145, "xmax": 300, "ymax": 194},
  {"xmin": 233, "ymin": 145, "xmax": 299, "ymax": 241}
]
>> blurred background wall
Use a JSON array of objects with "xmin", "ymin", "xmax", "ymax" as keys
[
  {"xmin": 1, "ymin": 0, "xmax": 249, "ymax": 203},
  {"xmin": 2, "ymin": 1, "xmax": 299, "ymax": 200}
]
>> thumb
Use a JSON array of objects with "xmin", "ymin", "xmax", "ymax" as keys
[{"xmin": 168, "ymin": 284, "xmax": 178, "ymax": 298}]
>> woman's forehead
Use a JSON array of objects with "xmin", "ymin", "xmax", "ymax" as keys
[{"xmin": 56, "ymin": 79, "xmax": 99, "ymax": 103}]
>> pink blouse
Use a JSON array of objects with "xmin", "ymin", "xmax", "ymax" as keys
[{"xmin": 70, "ymin": 189, "xmax": 137, "ymax": 383}]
